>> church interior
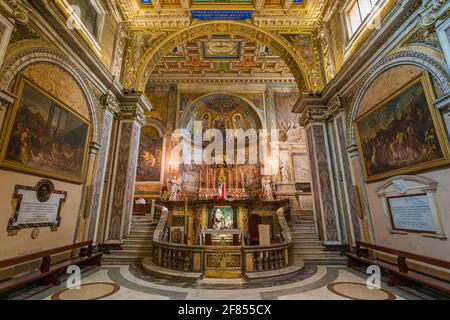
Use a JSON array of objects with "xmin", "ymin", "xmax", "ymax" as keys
[{"xmin": 0, "ymin": 0, "xmax": 449, "ymax": 302}]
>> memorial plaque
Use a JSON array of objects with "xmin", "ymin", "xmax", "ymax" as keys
[
  {"xmin": 387, "ymin": 194, "xmax": 436, "ymax": 233},
  {"xmin": 8, "ymin": 180, "xmax": 67, "ymax": 232}
]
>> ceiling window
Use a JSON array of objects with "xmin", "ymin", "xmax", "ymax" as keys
[{"xmin": 346, "ymin": 0, "xmax": 382, "ymax": 38}]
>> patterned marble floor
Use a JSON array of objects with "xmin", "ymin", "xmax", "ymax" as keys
[{"xmin": 3, "ymin": 263, "xmax": 447, "ymax": 300}]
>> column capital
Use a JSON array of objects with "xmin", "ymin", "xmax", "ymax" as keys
[
  {"xmin": 89, "ymin": 141, "xmax": 102, "ymax": 155},
  {"xmin": 118, "ymin": 104, "xmax": 146, "ymax": 126},
  {"xmin": 299, "ymin": 105, "xmax": 328, "ymax": 127},
  {"xmin": 434, "ymin": 92, "xmax": 450, "ymax": 110},
  {"xmin": 99, "ymin": 92, "xmax": 120, "ymax": 114},
  {"xmin": 346, "ymin": 143, "xmax": 359, "ymax": 157},
  {"xmin": 327, "ymin": 96, "xmax": 344, "ymax": 117},
  {"xmin": 0, "ymin": 90, "xmax": 17, "ymax": 110}
]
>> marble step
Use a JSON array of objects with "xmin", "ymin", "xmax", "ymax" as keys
[
  {"xmin": 130, "ymin": 227, "xmax": 155, "ymax": 233},
  {"xmin": 142, "ymin": 257, "xmax": 202, "ymax": 281},
  {"xmin": 289, "ymin": 226, "xmax": 316, "ymax": 231},
  {"xmin": 124, "ymin": 238, "xmax": 153, "ymax": 244},
  {"xmin": 291, "ymin": 231, "xmax": 317, "ymax": 235},
  {"xmin": 291, "ymin": 226, "xmax": 316, "ymax": 230},
  {"xmin": 291, "ymin": 235, "xmax": 318, "ymax": 240},
  {"xmin": 293, "ymin": 252, "xmax": 345, "ymax": 259},
  {"xmin": 131, "ymin": 218, "xmax": 153, "ymax": 223},
  {"xmin": 293, "ymin": 244, "xmax": 325, "ymax": 249},
  {"xmin": 131, "ymin": 222, "xmax": 155, "ymax": 227},
  {"xmin": 130, "ymin": 230, "xmax": 154, "ymax": 236},
  {"xmin": 126, "ymin": 235, "xmax": 153, "ymax": 241},
  {"xmin": 102, "ymin": 256, "xmax": 145, "ymax": 265},
  {"xmin": 292, "ymin": 240, "xmax": 322, "ymax": 245},
  {"xmin": 108, "ymin": 249, "xmax": 151, "ymax": 258},
  {"xmin": 122, "ymin": 243, "xmax": 153, "ymax": 250}
]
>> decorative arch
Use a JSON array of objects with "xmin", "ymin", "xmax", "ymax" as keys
[
  {"xmin": 128, "ymin": 21, "xmax": 313, "ymax": 93},
  {"xmin": 0, "ymin": 44, "xmax": 101, "ymax": 143},
  {"xmin": 179, "ymin": 92, "xmax": 265, "ymax": 131},
  {"xmin": 347, "ymin": 51, "xmax": 450, "ymax": 145},
  {"xmin": 143, "ymin": 117, "xmax": 166, "ymax": 137}
]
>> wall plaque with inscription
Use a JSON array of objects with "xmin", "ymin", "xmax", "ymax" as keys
[
  {"xmin": 387, "ymin": 194, "xmax": 436, "ymax": 233},
  {"xmin": 8, "ymin": 180, "xmax": 67, "ymax": 233}
]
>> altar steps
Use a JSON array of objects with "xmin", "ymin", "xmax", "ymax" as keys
[
  {"xmin": 290, "ymin": 218, "xmax": 346, "ymax": 265},
  {"xmin": 102, "ymin": 216, "xmax": 156, "ymax": 265}
]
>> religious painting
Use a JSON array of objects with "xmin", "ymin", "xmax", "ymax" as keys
[
  {"xmin": 170, "ymin": 227, "xmax": 185, "ymax": 244},
  {"xmin": 210, "ymin": 207, "xmax": 234, "ymax": 231},
  {"xmin": 0, "ymin": 76, "xmax": 91, "ymax": 184},
  {"xmin": 281, "ymin": 34, "xmax": 315, "ymax": 68},
  {"xmin": 239, "ymin": 93, "xmax": 264, "ymax": 111},
  {"xmin": 274, "ymin": 92, "xmax": 301, "ymax": 143},
  {"xmin": 355, "ymin": 73, "xmax": 450, "ymax": 182},
  {"xmin": 129, "ymin": 33, "xmax": 163, "ymax": 68},
  {"xmin": 145, "ymin": 90, "xmax": 169, "ymax": 124},
  {"xmin": 136, "ymin": 126, "xmax": 163, "ymax": 182},
  {"xmin": 179, "ymin": 92, "xmax": 204, "ymax": 112}
]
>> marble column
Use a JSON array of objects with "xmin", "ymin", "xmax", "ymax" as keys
[
  {"xmin": 104, "ymin": 102, "xmax": 146, "ymax": 245},
  {"xmin": 330, "ymin": 99, "xmax": 363, "ymax": 244},
  {"xmin": 302, "ymin": 107, "xmax": 342, "ymax": 245},
  {"xmin": 86, "ymin": 93, "xmax": 119, "ymax": 243}
]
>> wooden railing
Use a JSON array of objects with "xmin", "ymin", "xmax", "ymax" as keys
[
  {"xmin": 151, "ymin": 204, "xmax": 295, "ymax": 275},
  {"xmin": 243, "ymin": 242, "xmax": 294, "ymax": 273},
  {"xmin": 152, "ymin": 241, "xmax": 203, "ymax": 273}
]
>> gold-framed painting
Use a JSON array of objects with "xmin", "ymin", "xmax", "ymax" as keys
[
  {"xmin": 0, "ymin": 75, "xmax": 91, "ymax": 184},
  {"xmin": 354, "ymin": 72, "xmax": 450, "ymax": 182}
]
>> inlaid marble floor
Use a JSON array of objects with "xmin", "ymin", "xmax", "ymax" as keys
[{"xmin": 4, "ymin": 263, "xmax": 446, "ymax": 300}]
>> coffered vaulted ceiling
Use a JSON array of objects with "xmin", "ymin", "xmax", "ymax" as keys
[{"xmin": 149, "ymin": 35, "xmax": 295, "ymax": 83}]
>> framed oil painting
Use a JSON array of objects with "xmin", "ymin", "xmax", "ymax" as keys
[
  {"xmin": 136, "ymin": 126, "xmax": 163, "ymax": 183},
  {"xmin": 355, "ymin": 73, "xmax": 450, "ymax": 182},
  {"xmin": 0, "ymin": 76, "xmax": 91, "ymax": 184},
  {"xmin": 210, "ymin": 207, "xmax": 234, "ymax": 231}
]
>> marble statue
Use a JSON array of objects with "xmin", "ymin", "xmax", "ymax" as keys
[
  {"xmin": 168, "ymin": 176, "xmax": 182, "ymax": 201},
  {"xmin": 280, "ymin": 161, "xmax": 290, "ymax": 183},
  {"xmin": 262, "ymin": 176, "xmax": 274, "ymax": 201}
]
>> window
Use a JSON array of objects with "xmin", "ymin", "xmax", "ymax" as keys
[
  {"xmin": 345, "ymin": 0, "xmax": 381, "ymax": 38},
  {"xmin": 62, "ymin": 0, "xmax": 105, "ymax": 45}
]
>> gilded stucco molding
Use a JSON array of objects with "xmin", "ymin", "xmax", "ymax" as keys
[
  {"xmin": 2, "ymin": 0, "xmax": 29, "ymax": 24},
  {"xmin": 417, "ymin": 0, "xmax": 449, "ymax": 31}
]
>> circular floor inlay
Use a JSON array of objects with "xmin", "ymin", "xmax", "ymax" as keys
[
  {"xmin": 51, "ymin": 282, "xmax": 120, "ymax": 300},
  {"xmin": 327, "ymin": 282, "xmax": 396, "ymax": 300}
]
